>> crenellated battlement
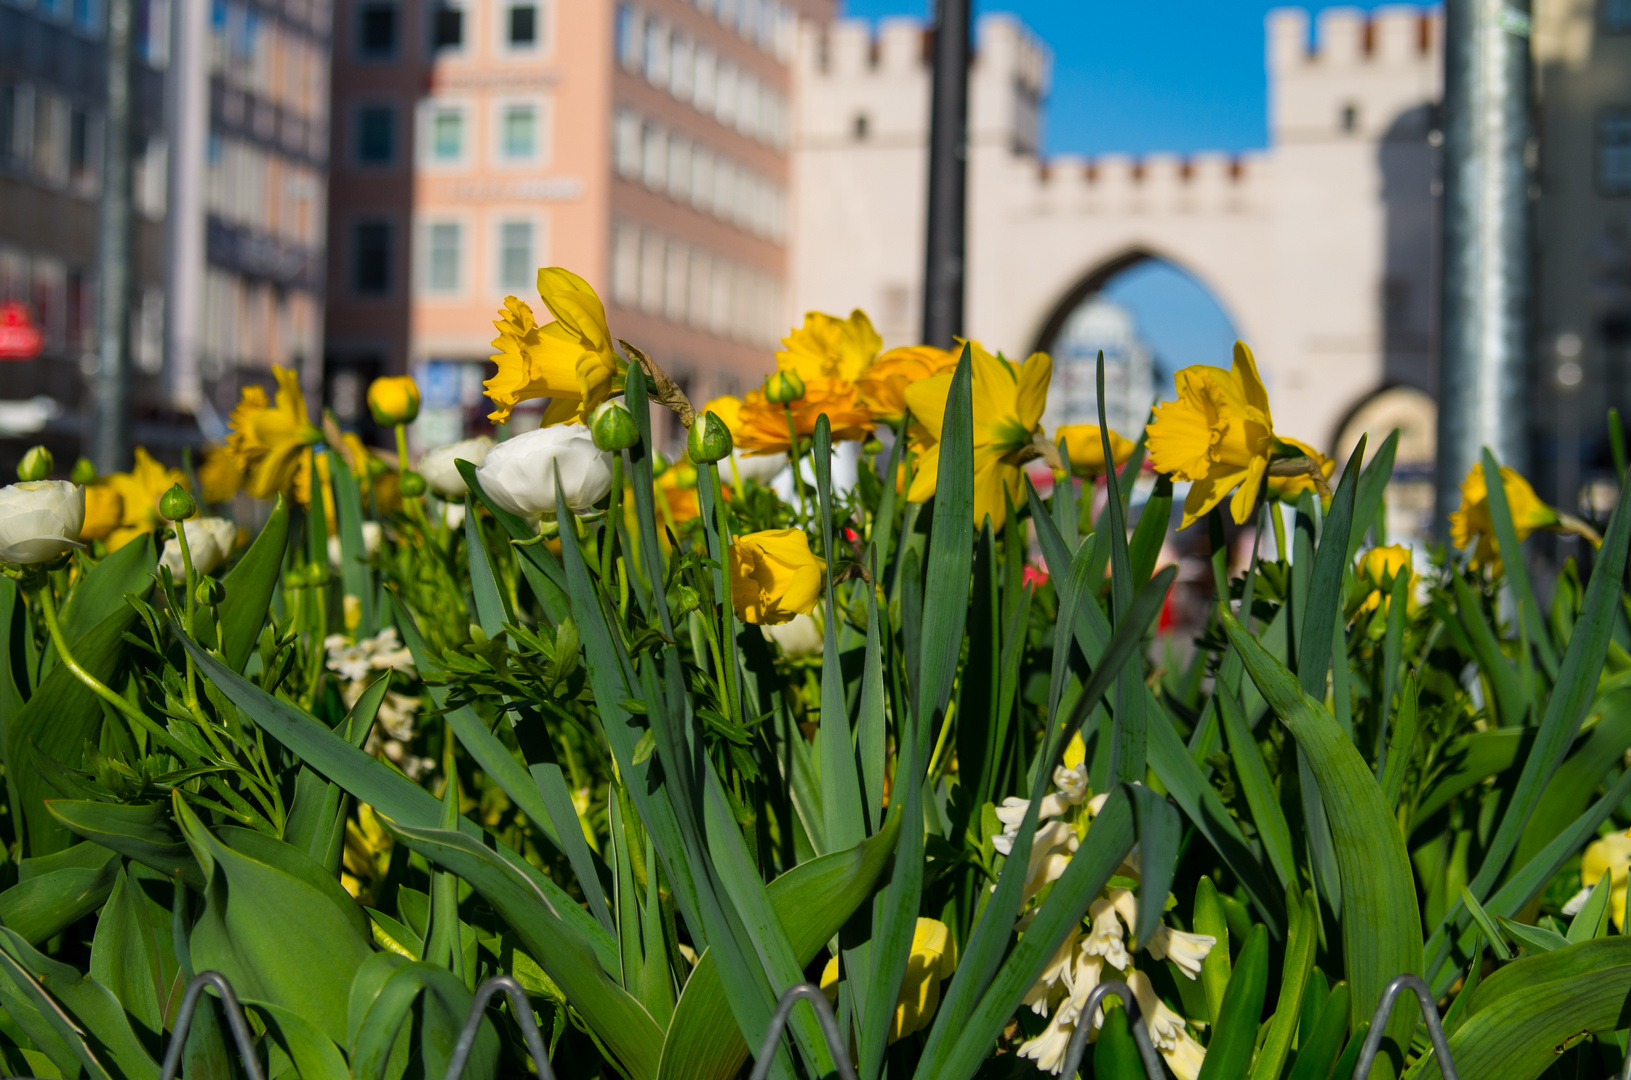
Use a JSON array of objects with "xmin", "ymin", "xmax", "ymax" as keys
[
  {"xmin": 1268, "ymin": 5, "xmax": 1440, "ymax": 68},
  {"xmin": 1021, "ymin": 150, "xmax": 1267, "ymax": 214},
  {"xmin": 795, "ymin": 14, "xmax": 1048, "ymax": 96}
]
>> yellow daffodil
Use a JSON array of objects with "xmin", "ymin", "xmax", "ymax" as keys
[
  {"xmin": 821, "ymin": 918, "xmax": 956, "ymax": 1042},
  {"xmin": 103, "ymin": 447, "xmax": 188, "ymax": 550},
  {"xmin": 78, "ymin": 485, "xmax": 124, "ymax": 543},
  {"xmin": 227, "ymin": 366, "xmax": 322, "ymax": 500},
  {"xmin": 775, "ymin": 309, "xmax": 882, "ymax": 385},
  {"xmin": 366, "ymin": 375, "xmax": 421, "ymax": 425},
  {"xmin": 1265, "ymin": 436, "xmax": 1335, "ymax": 501},
  {"xmin": 1055, "ymin": 423, "xmax": 1135, "ymax": 478},
  {"xmin": 856, "ymin": 345, "xmax": 956, "ymax": 427},
  {"xmin": 485, "ymin": 268, "xmax": 625, "ymax": 426},
  {"xmin": 1147, "ymin": 342, "xmax": 1284, "ymax": 529},
  {"xmin": 1356, "ymin": 544, "xmax": 1420, "ymax": 616},
  {"xmin": 1571, "ymin": 830, "xmax": 1631, "ymax": 930},
  {"xmin": 1449, "ymin": 462, "xmax": 1581, "ymax": 573},
  {"xmin": 733, "ymin": 381, "xmax": 875, "ymax": 454},
  {"xmin": 729, "ymin": 528, "xmax": 825, "ymax": 625},
  {"xmin": 903, "ymin": 343, "xmax": 1052, "ymax": 530},
  {"xmin": 196, "ymin": 445, "xmax": 244, "ymax": 504}
]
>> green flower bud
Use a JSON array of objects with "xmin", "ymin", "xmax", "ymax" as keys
[
  {"xmin": 764, "ymin": 370, "xmax": 805, "ymax": 404},
  {"xmin": 591, "ymin": 399, "xmax": 640, "ymax": 452},
  {"xmin": 537, "ymin": 517, "xmax": 561, "ymax": 540},
  {"xmin": 69, "ymin": 456, "xmax": 98, "ymax": 485},
  {"xmin": 195, "ymin": 578, "xmax": 226, "ymax": 606},
  {"xmin": 649, "ymin": 451, "xmax": 670, "ymax": 478},
  {"xmin": 159, "ymin": 483, "xmax": 197, "ymax": 522},
  {"xmin": 399, "ymin": 469, "xmax": 427, "ymax": 497},
  {"xmin": 862, "ymin": 438, "xmax": 884, "ymax": 455},
  {"xmin": 687, "ymin": 410, "xmax": 734, "ymax": 464},
  {"xmin": 17, "ymin": 446, "xmax": 53, "ymax": 481}
]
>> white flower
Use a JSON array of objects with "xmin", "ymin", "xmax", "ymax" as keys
[
  {"xmin": 1146, "ymin": 926, "xmax": 1215, "ymax": 980},
  {"xmin": 160, "ymin": 517, "xmax": 237, "ymax": 577},
  {"xmin": 994, "ymin": 820, "xmax": 1079, "ymax": 901},
  {"xmin": 475, "ymin": 425, "xmax": 614, "ymax": 520},
  {"xmin": 1053, "ymin": 762, "xmax": 1087, "ymax": 801},
  {"xmin": 328, "ymin": 521, "xmax": 383, "ymax": 569},
  {"xmin": 442, "ymin": 501, "xmax": 466, "ymax": 529},
  {"xmin": 325, "ymin": 634, "xmax": 373, "ymax": 682},
  {"xmin": 419, "ymin": 436, "xmax": 494, "ymax": 497},
  {"xmin": 1083, "ymin": 897, "xmax": 1130, "ymax": 970},
  {"xmin": 362, "ymin": 627, "xmax": 414, "ymax": 672},
  {"xmin": 1161, "ymin": 1029, "xmax": 1207, "ymax": 1080},
  {"xmin": 731, "ymin": 450, "xmax": 787, "ymax": 485},
  {"xmin": 0, "ymin": 481, "xmax": 85, "ymax": 564},
  {"xmin": 1056, "ymin": 950, "xmax": 1106, "ymax": 1027},
  {"xmin": 1016, "ymin": 1009, "xmax": 1075, "ymax": 1075},
  {"xmin": 1086, "ymin": 791, "xmax": 1111, "ymax": 816},
  {"xmin": 1023, "ymin": 927, "xmax": 1080, "ymax": 1015},
  {"xmin": 1110, "ymin": 887, "xmax": 1141, "ymax": 938},
  {"xmin": 763, "ymin": 612, "xmax": 822, "ymax": 656},
  {"xmin": 1561, "ymin": 887, "xmax": 1593, "ymax": 917},
  {"xmin": 1127, "ymin": 969, "xmax": 1188, "ymax": 1052}
]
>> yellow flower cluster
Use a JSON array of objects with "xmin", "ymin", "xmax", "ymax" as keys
[
  {"xmin": 485, "ymin": 268, "xmax": 626, "ymax": 426},
  {"xmin": 79, "ymin": 447, "xmax": 189, "ymax": 550}
]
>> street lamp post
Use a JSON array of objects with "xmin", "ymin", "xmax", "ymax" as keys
[
  {"xmin": 91, "ymin": 0, "xmax": 137, "ymax": 473},
  {"xmin": 1436, "ymin": 0, "xmax": 1535, "ymax": 533},
  {"xmin": 921, "ymin": 0, "xmax": 971, "ymax": 349}
]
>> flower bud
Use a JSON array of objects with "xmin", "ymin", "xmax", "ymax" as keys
[
  {"xmin": 69, "ymin": 456, "xmax": 98, "ymax": 485},
  {"xmin": 196, "ymin": 578, "xmax": 226, "ymax": 606},
  {"xmin": 159, "ymin": 483, "xmax": 197, "ymax": 522},
  {"xmin": 537, "ymin": 518, "xmax": 561, "ymax": 540},
  {"xmin": 17, "ymin": 446, "xmax": 53, "ymax": 482},
  {"xmin": 764, "ymin": 370, "xmax": 805, "ymax": 404},
  {"xmin": 591, "ymin": 399, "xmax": 639, "ymax": 452},
  {"xmin": 473, "ymin": 425, "xmax": 615, "ymax": 521},
  {"xmin": 862, "ymin": 438, "xmax": 884, "ymax": 455},
  {"xmin": 366, "ymin": 375, "xmax": 421, "ymax": 426},
  {"xmin": 650, "ymin": 450, "xmax": 670, "ymax": 478},
  {"xmin": 419, "ymin": 436, "xmax": 493, "ymax": 497},
  {"xmin": 399, "ymin": 469, "xmax": 427, "ymax": 497},
  {"xmin": 687, "ymin": 410, "xmax": 734, "ymax": 463}
]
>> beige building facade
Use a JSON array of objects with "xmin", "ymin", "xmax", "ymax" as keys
[{"xmin": 324, "ymin": 0, "xmax": 829, "ymax": 448}]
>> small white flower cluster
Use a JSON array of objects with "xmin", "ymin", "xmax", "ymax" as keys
[
  {"xmin": 994, "ymin": 759, "xmax": 1214, "ymax": 1078},
  {"xmin": 323, "ymin": 627, "xmax": 433, "ymax": 779}
]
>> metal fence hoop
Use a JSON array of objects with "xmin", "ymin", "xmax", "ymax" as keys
[
  {"xmin": 1349, "ymin": 974, "xmax": 1459, "ymax": 1080},
  {"xmin": 158, "ymin": 971, "xmax": 267, "ymax": 1080},
  {"xmin": 443, "ymin": 975, "xmax": 557, "ymax": 1080},
  {"xmin": 745, "ymin": 983, "xmax": 858, "ymax": 1080},
  {"xmin": 1057, "ymin": 978, "xmax": 1169, "ymax": 1080}
]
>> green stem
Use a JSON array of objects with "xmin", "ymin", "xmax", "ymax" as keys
[
  {"xmin": 783, "ymin": 406, "xmax": 808, "ymax": 520},
  {"xmin": 602, "ymin": 456, "xmax": 624, "ymax": 586},
  {"xmin": 175, "ymin": 520, "xmax": 201, "ymax": 713},
  {"xmin": 1271, "ymin": 500, "xmax": 1289, "ymax": 562}
]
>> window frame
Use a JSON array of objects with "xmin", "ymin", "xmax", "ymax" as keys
[
  {"xmin": 426, "ymin": 0, "xmax": 466, "ymax": 56},
  {"xmin": 494, "ymin": 96, "xmax": 548, "ymax": 165},
  {"xmin": 419, "ymin": 99, "xmax": 470, "ymax": 168},
  {"xmin": 353, "ymin": 101, "xmax": 397, "ymax": 167},
  {"xmin": 351, "ymin": 217, "xmax": 394, "ymax": 297},
  {"xmin": 494, "ymin": 215, "xmax": 545, "ymax": 294},
  {"xmin": 419, "ymin": 217, "xmax": 467, "ymax": 297},
  {"xmin": 355, "ymin": 0, "xmax": 400, "ymax": 61},
  {"xmin": 503, "ymin": 1, "xmax": 542, "ymax": 51}
]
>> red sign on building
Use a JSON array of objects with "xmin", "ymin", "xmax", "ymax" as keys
[{"xmin": 0, "ymin": 302, "xmax": 43, "ymax": 361}]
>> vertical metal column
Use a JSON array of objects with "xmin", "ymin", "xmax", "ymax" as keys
[
  {"xmin": 166, "ymin": 0, "xmax": 209, "ymax": 413},
  {"xmin": 920, "ymin": 0, "xmax": 971, "ymax": 349},
  {"xmin": 92, "ymin": 0, "xmax": 137, "ymax": 472},
  {"xmin": 1435, "ymin": 0, "xmax": 1534, "ymax": 533}
]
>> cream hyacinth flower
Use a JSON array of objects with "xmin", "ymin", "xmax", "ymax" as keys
[
  {"xmin": 1022, "ymin": 927, "xmax": 1081, "ymax": 1015},
  {"xmin": 1083, "ymin": 897, "xmax": 1130, "ymax": 970}
]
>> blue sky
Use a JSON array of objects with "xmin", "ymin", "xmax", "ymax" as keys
[
  {"xmin": 841, "ymin": 0, "xmax": 1412, "ymax": 381},
  {"xmin": 841, "ymin": 0, "xmax": 1413, "ymax": 154}
]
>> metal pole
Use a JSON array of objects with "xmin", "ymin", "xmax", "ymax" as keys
[
  {"xmin": 920, "ymin": 0, "xmax": 971, "ymax": 348},
  {"xmin": 1435, "ymin": 0, "xmax": 1534, "ymax": 535},
  {"xmin": 165, "ymin": 0, "xmax": 209, "ymax": 414},
  {"xmin": 92, "ymin": 0, "xmax": 137, "ymax": 472}
]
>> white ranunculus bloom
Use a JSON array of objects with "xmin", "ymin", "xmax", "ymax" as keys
[
  {"xmin": 160, "ymin": 517, "xmax": 238, "ymax": 577},
  {"xmin": 731, "ymin": 450, "xmax": 787, "ymax": 486},
  {"xmin": 475, "ymin": 425, "xmax": 614, "ymax": 520},
  {"xmin": 0, "ymin": 481, "xmax": 85, "ymax": 565},
  {"xmin": 419, "ymin": 436, "xmax": 494, "ymax": 497},
  {"xmin": 763, "ymin": 612, "xmax": 822, "ymax": 656},
  {"xmin": 328, "ymin": 521, "xmax": 383, "ymax": 568}
]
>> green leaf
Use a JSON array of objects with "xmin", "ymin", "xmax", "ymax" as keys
[
  {"xmin": 1222, "ymin": 610, "xmax": 1422, "ymax": 1069},
  {"xmin": 1408, "ymin": 938, "xmax": 1631, "ymax": 1080},
  {"xmin": 0, "ymin": 927, "xmax": 160, "ymax": 1080},
  {"xmin": 456, "ymin": 459, "xmax": 570, "ymax": 625},
  {"xmin": 1480, "ymin": 448, "xmax": 1559, "ymax": 677},
  {"xmin": 90, "ymin": 866, "xmax": 178, "ymax": 1037},
  {"xmin": 250, "ymin": 1001, "xmax": 351, "ymax": 1080},
  {"xmin": 8, "ymin": 602, "xmax": 141, "ymax": 857},
  {"xmin": 1218, "ymin": 688, "xmax": 1296, "ymax": 891},
  {"xmin": 46, "ymin": 799, "xmax": 205, "ymax": 887},
  {"xmin": 1197, "ymin": 925, "xmax": 1268, "ymax": 1080},
  {"xmin": 657, "ymin": 814, "xmax": 901, "ymax": 1080},
  {"xmin": 1346, "ymin": 429, "xmax": 1399, "ymax": 560},
  {"xmin": 1459, "ymin": 887, "xmax": 1512, "ymax": 961},
  {"xmin": 174, "ymin": 793, "xmax": 373, "ymax": 1046},
  {"xmin": 1566, "ymin": 872, "xmax": 1612, "ymax": 943},
  {"xmin": 1194, "ymin": 876, "xmax": 1231, "ymax": 1025},
  {"xmin": 381, "ymin": 819, "xmax": 664, "ymax": 1080},
  {"xmin": 0, "ymin": 843, "xmax": 118, "ymax": 944},
  {"xmin": 1097, "ymin": 351, "xmax": 1144, "ymax": 785},
  {"xmin": 1249, "ymin": 889, "xmax": 1318, "ymax": 1080},
  {"xmin": 58, "ymin": 532, "xmax": 154, "ymax": 642},
  {"xmin": 1448, "ymin": 577, "xmax": 1528, "ymax": 727},
  {"xmin": 1411, "ymin": 726, "xmax": 1532, "ymax": 831},
  {"xmin": 1285, "ymin": 982, "xmax": 1351, "ymax": 1080},
  {"xmin": 814, "ymin": 416, "xmax": 865, "ymax": 856},
  {"xmin": 463, "ymin": 499, "xmax": 511, "ymax": 637},
  {"xmin": 218, "ymin": 493, "xmax": 289, "ymax": 671},
  {"xmin": 328, "ymin": 449, "xmax": 375, "ymax": 636},
  {"xmin": 1496, "ymin": 916, "xmax": 1569, "ymax": 955},
  {"xmin": 350, "ymin": 962, "xmax": 498, "ymax": 1080}
]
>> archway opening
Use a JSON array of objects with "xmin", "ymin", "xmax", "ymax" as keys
[{"xmin": 1034, "ymin": 254, "xmax": 1239, "ymax": 437}]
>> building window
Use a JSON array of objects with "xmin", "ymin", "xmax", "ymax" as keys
[
  {"xmin": 430, "ymin": 3, "xmax": 462, "ymax": 50},
  {"xmin": 643, "ymin": 18, "xmax": 669, "ymax": 88},
  {"xmin": 613, "ymin": 109, "xmax": 641, "ymax": 179},
  {"xmin": 1604, "ymin": 0, "xmax": 1631, "ymax": 32},
  {"xmin": 507, "ymin": 2, "xmax": 536, "ymax": 46},
  {"xmin": 669, "ymin": 34, "xmax": 693, "ymax": 101},
  {"xmin": 1601, "ymin": 108, "xmax": 1631, "ymax": 195},
  {"xmin": 353, "ymin": 220, "xmax": 392, "ymax": 295},
  {"xmin": 357, "ymin": 105, "xmax": 394, "ymax": 164},
  {"xmin": 68, "ymin": 108, "xmax": 93, "ymax": 186},
  {"xmin": 498, "ymin": 220, "xmax": 533, "ymax": 290},
  {"xmin": 502, "ymin": 104, "xmax": 536, "ymax": 159},
  {"xmin": 667, "ymin": 134, "xmax": 690, "ymax": 202},
  {"xmin": 611, "ymin": 223, "xmax": 640, "ymax": 307},
  {"xmin": 358, "ymin": 0, "xmax": 398, "ymax": 57},
  {"xmin": 424, "ymin": 222, "xmax": 461, "ymax": 292},
  {"xmin": 642, "ymin": 121, "xmax": 666, "ymax": 191},
  {"xmin": 615, "ymin": 4, "xmax": 643, "ymax": 71},
  {"xmin": 429, "ymin": 106, "xmax": 464, "ymax": 160},
  {"xmin": 693, "ymin": 47, "xmax": 716, "ymax": 113}
]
